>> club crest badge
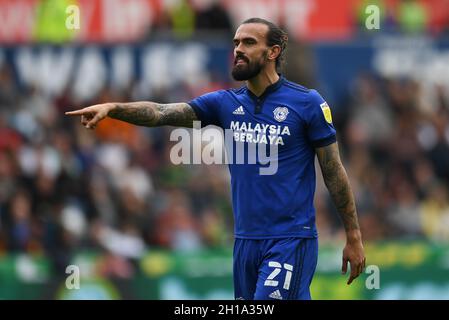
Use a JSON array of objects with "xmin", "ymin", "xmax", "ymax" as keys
[{"xmin": 273, "ymin": 106, "xmax": 289, "ymax": 122}]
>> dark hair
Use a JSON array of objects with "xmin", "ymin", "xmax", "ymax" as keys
[{"xmin": 241, "ymin": 17, "xmax": 288, "ymax": 71}]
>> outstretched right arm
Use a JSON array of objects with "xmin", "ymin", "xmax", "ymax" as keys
[{"xmin": 65, "ymin": 102, "xmax": 198, "ymax": 129}]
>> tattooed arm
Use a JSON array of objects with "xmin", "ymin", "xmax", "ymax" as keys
[
  {"xmin": 316, "ymin": 142, "xmax": 366, "ymax": 285},
  {"xmin": 316, "ymin": 142, "xmax": 359, "ymax": 232},
  {"xmin": 65, "ymin": 102, "xmax": 198, "ymax": 129}
]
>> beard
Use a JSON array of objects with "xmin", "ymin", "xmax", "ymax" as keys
[{"xmin": 231, "ymin": 52, "xmax": 267, "ymax": 81}]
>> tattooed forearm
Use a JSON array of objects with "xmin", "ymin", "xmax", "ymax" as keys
[
  {"xmin": 108, "ymin": 102, "xmax": 157, "ymax": 126},
  {"xmin": 108, "ymin": 102, "xmax": 197, "ymax": 127},
  {"xmin": 316, "ymin": 143, "xmax": 360, "ymax": 231},
  {"xmin": 157, "ymin": 103, "xmax": 198, "ymax": 127}
]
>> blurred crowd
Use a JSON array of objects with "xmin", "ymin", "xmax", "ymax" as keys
[
  {"xmin": 2, "ymin": 55, "xmax": 449, "ymax": 268},
  {"xmin": 316, "ymin": 73, "xmax": 449, "ymax": 244},
  {"xmin": 0, "ymin": 60, "xmax": 235, "ymax": 272}
]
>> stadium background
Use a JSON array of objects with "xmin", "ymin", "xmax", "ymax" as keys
[{"xmin": 1, "ymin": 0, "xmax": 449, "ymax": 299}]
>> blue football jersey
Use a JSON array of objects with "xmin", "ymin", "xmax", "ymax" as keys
[{"xmin": 189, "ymin": 76, "xmax": 336, "ymax": 239}]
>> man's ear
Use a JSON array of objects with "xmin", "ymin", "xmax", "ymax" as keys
[{"xmin": 268, "ymin": 45, "xmax": 281, "ymax": 62}]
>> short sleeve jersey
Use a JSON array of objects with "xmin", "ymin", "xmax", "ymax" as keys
[{"xmin": 189, "ymin": 76, "xmax": 336, "ymax": 239}]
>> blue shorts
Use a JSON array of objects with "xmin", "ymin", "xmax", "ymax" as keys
[{"xmin": 233, "ymin": 237, "xmax": 318, "ymax": 300}]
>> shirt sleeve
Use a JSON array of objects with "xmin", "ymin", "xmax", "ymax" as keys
[
  {"xmin": 188, "ymin": 90, "xmax": 223, "ymax": 128},
  {"xmin": 304, "ymin": 89, "xmax": 337, "ymax": 148}
]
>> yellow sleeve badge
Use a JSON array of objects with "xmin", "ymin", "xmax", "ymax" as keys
[{"xmin": 320, "ymin": 102, "xmax": 333, "ymax": 124}]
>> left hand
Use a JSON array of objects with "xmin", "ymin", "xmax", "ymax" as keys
[{"xmin": 341, "ymin": 236, "xmax": 366, "ymax": 285}]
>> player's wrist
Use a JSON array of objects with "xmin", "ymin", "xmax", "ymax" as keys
[
  {"xmin": 106, "ymin": 102, "xmax": 118, "ymax": 116},
  {"xmin": 345, "ymin": 229, "xmax": 362, "ymax": 244}
]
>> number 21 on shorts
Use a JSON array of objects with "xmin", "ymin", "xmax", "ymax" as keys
[{"xmin": 264, "ymin": 261, "xmax": 294, "ymax": 290}]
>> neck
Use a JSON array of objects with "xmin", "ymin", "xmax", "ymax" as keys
[{"xmin": 246, "ymin": 68, "xmax": 280, "ymax": 97}]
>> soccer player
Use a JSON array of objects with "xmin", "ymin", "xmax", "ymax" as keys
[{"xmin": 66, "ymin": 18, "xmax": 365, "ymax": 300}]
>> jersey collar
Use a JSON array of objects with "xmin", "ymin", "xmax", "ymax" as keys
[{"xmin": 246, "ymin": 74, "xmax": 285, "ymax": 100}]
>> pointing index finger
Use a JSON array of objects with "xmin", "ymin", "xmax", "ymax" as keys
[{"xmin": 65, "ymin": 109, "xmax": 87, "ymax": 116}]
